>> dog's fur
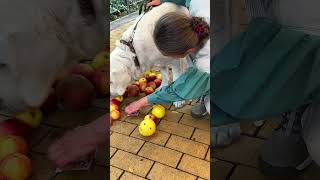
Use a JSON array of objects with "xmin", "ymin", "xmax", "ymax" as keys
[
  {"xmin": 0, "ymin": 0, "xmax": 104, "ymax": 112},
  {"xmin": 110, "ymin": 3, "xmax": 189, "ymax": 108}
]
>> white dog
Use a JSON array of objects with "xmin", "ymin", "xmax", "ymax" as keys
[
  {"xmin": 110, "ymin": 3, "xmax": 189, "ymax": 108},
  {"xmin": 0, "ymin": 0, "xmax": 104, "ymax": 113}
]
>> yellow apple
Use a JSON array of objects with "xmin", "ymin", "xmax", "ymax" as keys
[
  {"xmin": 0, "ymin": 135, "xmax": 28, "ymax": 161},
  {"xmin": 0, "ymin": 153, "xmax": 32, "ymax": 180},
  {"xmin": 15, "ymin": 108, "xmax": 43, "ymax": 128},
  {"xmin": 139, "ymin": 119, "xmax": 156, "ymax": 137},
  {"xmin": 156, "ymin": 73, "xmax": 162, "ymax": 80},
  {"xmin": 115, "ymin": 96, "xmax": 123, "ymax": 102},
  {"xmin": 110, "ymin": 104, "xmax": 119, "ymax": 112},
  {"xmin": 91, "ymin": 51, "xmax": 108, "ymax": 70},
  {"xmin": 151, "ymin": 105, "xmax": 166, "ymax": 119},
  {"xmin": 110, "ymin": 110, "xmax": 121, "ymax": 120}
]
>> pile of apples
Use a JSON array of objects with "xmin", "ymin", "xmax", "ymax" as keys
[
  {"xmin": 0, "ymin": 135, "xmax": 32, "ymax": 180},
  {"xmin": 125, "ymin": 71, "xmax": 162, "ymax": 97},
  {"xmin": 109, "ymin": 96, "xmax": 123, "ymax": 126},
  {"xmin": 139, "ymin": 104, "xmax": 166, "ymax": 137}
]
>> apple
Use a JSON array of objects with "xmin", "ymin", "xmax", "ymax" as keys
[
  {"xmin": 156, "ymin": 73, "xmax": 162, "ymax": 80},
  {"xmin": 71, "ymin": 63, "xmax": 94, "ymax": 81},
  {"xmin": 154, "ymin": 79, "xmax": 162, "ymax": 88},
  {"xmin": 110, "ymin": 99, "xmax": 121, "ymax": 106},
  {"xmin": 147, "ymin": 82, "xmax": 156, "ymax": 90},
  {"xmin": 152, "ymin": 104, "xmax": 166, "ymax": 119},
  {"xmin": 0, "ymin": 119, "xmax": 31, "ymax": 137},
  {"xmin": 0, "ymin": 136, "xmax": 28, "ymax": 160},
  {"xmin": 0, "ymin": 153, "xmax": 32, "ymax": 180},
  {"xmin": 132, "ymin": 81, "xmax": 140, "ymax": 87},
  {"xmin": 91, "ymin": 70, "xmax": 108, "ymax": 97},
  {"xmin": 123, "ymin": 90, "xmax": 128, "ymax": 98},
  {"xmin": 15, "ymin": 108, "xmax": 43, "ymax": 128},
  {"xmin": 144, "ymin": 87, "xmax": 154, "ymax": 95},
  {"xmin": 148, "ymin": 73, "xmax": 157, "ymax": 81},
  {"xmin": 40, "ymin": 89, "xmax": 58, "ymax": 115},
  {"xmin": 144, "ymin": 114, "xmax": 157, "ymax": 122},
  {"xmin": 110, "ymin": 110, "xmax": 121, "ymax": 120},
  {"xmin": 110, "ymin": 104, "xmax": 119, "ymax": 112},
  {"xmin": 115, "ymin": 96, "xmax": 123, "ymax": 102},
  {"xmin": 139, "ymin": 78, "xmax": 147, "ymax": 84},
  {"xmin": 139, "ymin": 82, "xmax": 147, "ymax": 92},
  {"xmin": 127, "ymin": 85, "xmax": 140, "ymax": 97},
  {"xmin": 0, "ymin": 172, "xmax": 5, "ymax": 180},
  {"xmin": 91, "ymin": 51, "xmax": 108, "ymax": 70},
  {"xmin": 144, "ymin": 71, "xmax": 152, "ymax": 77},
  {"xmin": 56, "ymin": 74, "xmax": 95, "ymax": 111}
]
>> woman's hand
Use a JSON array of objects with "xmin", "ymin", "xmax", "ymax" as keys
[
  {"xmin": 125, "ymin": 97, "xmax": 149, "ymax": 116},
  {"xmin": 147, "ymin": 0, "xmax": 161, "ymax": 7}
]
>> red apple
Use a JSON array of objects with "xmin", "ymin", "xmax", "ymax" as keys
[
  {"xmin": 144, "ymin": 87, "xmax": 154, "ymax": 95},
  {"xmin": 41, "ymin": 89, "xmax": 58, "ymax": 115},
  {"xmin": 144, "ymin": 114, "xmax": 157, "ymax": 122},
  {"xmin": 154, "ymin": 79, "xmax": 162, "ymax": 88},
  {"xmin": 56, "ymin": 75, "xmax": 95, "ymax": 111},
  {"xmin": 147, "ymin": 82, "xmax": 156, "ymax": 89},
  {"xmin": 110, "ymin": 110, "xmax": 121, "ymax": 120},
  {"xmin": 139, "ymin": 78, "xmax": 147, "ymax": 84},
  {"xmin": 91, "ymin": 70, "xmax": 108, "ymax": 97},
  {"xmin": 132, "ymin": 81, "xmax": 140, "ymax": 87},
  {"xmin": 0, "ymin": 153, "xmax": 32, "ymax": 180},
  {"xmin": 110, "ymin": 99, "xmax": 121, "ymax": 106},
  {"xmin": 139, "ymin": 82, "xmax": 147, "ymax": 92},
  {"xmin": 127, "ymin": 85, "xmax": 140, "ymax": 97},
  {"xmin": 123, "ymin": 90, "xmax": 128, "ymax": 98},
  {"xmin": 0, "ymin": 136, "xmax": 28, "ymax": 160},
  {"xmin": 71, "ymin": 63, "xmax": 95, "ymax": 81},
  {"xmin": 0, "ymin": 119, "xmax": 31, "ymax": 137},
  {"xmin": 148, "ymin": 73, "xmax": 157, "ymax": 81}
]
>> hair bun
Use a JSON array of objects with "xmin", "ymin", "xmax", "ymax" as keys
[{"xmin": 191, "ymin": 17, "xmax": 209, "ymax": 40}]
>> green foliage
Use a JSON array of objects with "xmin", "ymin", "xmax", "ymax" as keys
[{"xmin": 110, "ymin": 0, "xmax": 142, "ymax": 20}]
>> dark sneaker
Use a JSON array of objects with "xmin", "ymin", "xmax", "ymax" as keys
[
  {"xmin": 191, "ymin": 96, "xmax": 208, "ymax": 119},
  {"xmin": 259, "ymin": 105, "xmax": 312, "ymax": 177}
]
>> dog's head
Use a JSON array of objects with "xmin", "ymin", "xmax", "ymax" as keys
[
  {"xmin": 110, "ymin": 51, "xmax": 133, "ymax": 97},
  {"xmin": 4, "ymin": 0, "xmax": 105, "ymax": 108}
]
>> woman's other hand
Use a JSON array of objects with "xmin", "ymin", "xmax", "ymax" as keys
[
  {"xmin": 147, "ymin": 0, "xmax": 161, "ymax": 7},
  {"xmin": 125, "ymin": 97, "xmax": 149, "ymax": 116}
]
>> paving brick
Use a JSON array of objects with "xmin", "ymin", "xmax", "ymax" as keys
[
  {"xmin": 163, "ymin": 110, "xmax": 183, "ymax": 123},
  {"xmin": 257, "ymin": 118, "xmax": 281, "ymax": 139},
  {"xmin": 140, "ymin": 105, "xmax": 152, "ymax": 115},
  {"xmin": 191, "ymin": 129, "xmax": 210, "ymax": 145},
  {"xmin": 110, "ymin": 121, "xmax": 136, "ymax": 135},
  {"xmin": 213, "ymin": 136, "xmax": 265, "ymax": 167},
  {"xmin": 157, "ymin": 120, "xmax": 194, "ymax": 138},
  {"xmin": 110, "ymin": 133, "xmax": 144, "ymax": 154},
  {"xmin": 44, "ymin": 108, "xmax": 105, "ymax": 128},
  {"xmin": 240, "ymin": 122, "xmax": 257, "ymax": 136},
  {"xmin": 125, "ymin": 113, "xmax": 145, "ymax": 125},
  {"xmin": 180, "ymin": 114, "xmax": 210, "ymax": 131},
  {"xmin": 29, "ymin": 153, "xmax": 55, "ymax": 180},
  {"xmin": 170, "ymin": 105, "xmax": 193, "ymax": 114},
  {"xmin": 27, "ymin": 125, "xmax": 53, "ymax": 147},
  {"xmin": 111, "ymin": 150, "xmax": 153, "ymax": 177},
  {"xmin": 138, "ymin": 142, "xmax": 182, "ymax": 168},
  {"xmin": 110, "ymin": 166, "xmax": 124, "ymax": 180},
  {"xmin": 96, "ymin": 143, "xmax": 108, "ymax": 167},
  {"xmin": 32, "ymin": 128, "xmax": 65, "ymax": 153},
  {"xmin": 120, "ymin": 172, "xmax": 147, "ymax": 180},
  {"xmin": 178, "ymin": 154, "xmax": 210, "ymax": 179},
  {"xmin": 110, "ymin": 147, "xmax": 117, "ymax": 157},
  {"xmin": 148, "ymin": 163, "xmax": 196, "ymax": 180},
  {"xmin": 212, "ymin": 158, "xmax": 234, "ymax": 180},
  {"xmin": 166, "ymin": 135, "xmax": 208, "ymax": 159},
  {"xmin": 162, "ymin": 103, "xmax": 172, "ymax": 109},
  {"xmin": 131, "ymin": 127, "xmax": 170, "ymax": 146},
  {"xmin": 229, "ymin": 165, "xmax": 282, "ymax": 180},
  {"xmin": 55, "ymin": 166, "xmax": 108, "ymax": 180}
]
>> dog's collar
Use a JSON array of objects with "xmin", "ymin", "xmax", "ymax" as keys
[{"xmin": 119, "ymin": 39, "xmax": 140, "ymax": 68}]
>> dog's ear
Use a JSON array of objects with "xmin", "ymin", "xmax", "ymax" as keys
[{"xmin": 7, "ymin": 32, "xmax": 67, "ymax": 106}]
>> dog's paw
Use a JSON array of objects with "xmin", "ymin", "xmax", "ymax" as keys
[
  {"xmin": 211, "ymin": 123, "xmax": 241, "ymax": 148},
  {"xmin": 173, "ymin": 101, "xmax": 186, "ymax": 108}
]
